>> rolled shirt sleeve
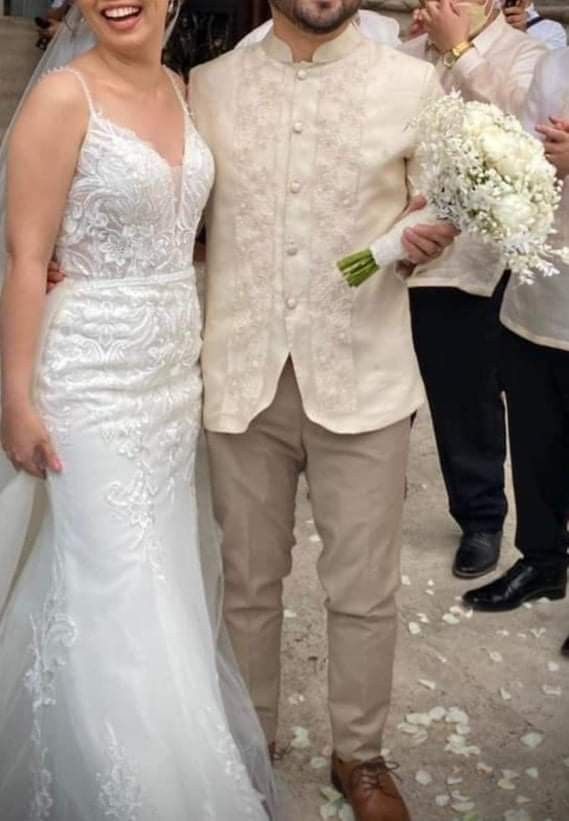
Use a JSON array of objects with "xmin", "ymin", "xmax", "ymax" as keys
[{"xmin": 448, "ymin": 36, "xmax": 547, "ymax": 116}]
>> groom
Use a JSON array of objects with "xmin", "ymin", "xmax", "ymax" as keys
[{"xmin": 190, "ymin": 2, "xmax": 456, "ymax": 819}]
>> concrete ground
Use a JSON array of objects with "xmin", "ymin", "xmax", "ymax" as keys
[{"xmin": 277, "ymin": 409, "xmax": 569, "ymax": 821}]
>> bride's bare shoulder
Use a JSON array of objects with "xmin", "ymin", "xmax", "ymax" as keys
[
  {"xmin": 10, "ymin": 68, "xmax": 88, "ymax": 150},
  {"xmin": 18, "ymin": 67, "xmax": 88, "ymax": 125}
]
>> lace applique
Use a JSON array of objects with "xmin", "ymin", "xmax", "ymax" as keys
[
  {"xmin": 309, "ymin": 45, "xmax": 370, "ymax": 413},
  {"xmin": 97, "ymin": 723, "xmax": 144, "ymax": 820},
  {"xmin": 197, "ymin": 706, "xmax": 263, "ymax": 819},
  {"xmin": 38, "ymin": 278, "xmax": 203, "ymax": 583},
  {"xmin": 105, "ymin": 414, "xmax": 199, "ymax": 581},
  {"xmin": 28, "ymin": 748, "xmax": 53, "ymax": 821},
  {"xmin": 25, "ymin": 553, "xmax": 78, "ymax": 820},
  {"xmin": 55, "ymin": 110, "xmax": 212, "ymax": 284},
  {"xmin": 222, "ymin": 49, "xmax": 283, "ymax": 418}
]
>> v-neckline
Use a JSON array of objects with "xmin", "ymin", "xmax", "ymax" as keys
[
  {"xmin": 90, "ymin": 106, "xmax": 192, "ymax": 224},
  {"xmin": 92, "ymin": 105, "xmax": 189, "ymax": 173}
]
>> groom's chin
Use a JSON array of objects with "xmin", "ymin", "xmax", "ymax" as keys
[{"xmin": 274, "ymin": 0, "xmax": 361, "ymax": 35}]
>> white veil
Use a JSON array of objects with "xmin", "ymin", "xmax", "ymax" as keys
[{"xmin": 0, "ymin": 9, "xmax": 285, "ymax": 819}]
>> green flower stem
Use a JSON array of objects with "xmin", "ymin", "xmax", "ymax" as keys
[{"xmin": 337, "ymin": 248, "xmax": 380, "ymax": 288}]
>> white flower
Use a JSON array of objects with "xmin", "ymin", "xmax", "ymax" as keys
[
  {"xmin": 409, "ymin": 92, "xmax": 569, "ymax": 284},
  {"xmin": 463, "ymin": 107, "xmax": 496, "ymax": 136},
  {"xmin": 479, "ymin": 126, "xmax": 514, "ymax": 165},
  {"xmin": 492, "ymin": 194, "xmax": 535, "ymax": 234}
]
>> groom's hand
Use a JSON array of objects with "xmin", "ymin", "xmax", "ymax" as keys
[
  {"xmin": 402, "ymin": 195, "xmax": 459, "ymax": 265},
  {"xmin": 47, "ymin": 260, "xmax": 65, "ymax": 293}
]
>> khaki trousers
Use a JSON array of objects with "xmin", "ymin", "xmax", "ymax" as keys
[{"xmin": 207, "ymin": 361, "xmax": 410, "ymax": 761}]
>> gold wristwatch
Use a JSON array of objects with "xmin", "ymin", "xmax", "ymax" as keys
[{"xmin": 442, "ymin": 40, "xmax": 473, "ymax": 69}]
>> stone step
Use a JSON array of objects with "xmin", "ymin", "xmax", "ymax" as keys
[{"xmin": 0, "ymin": 15, "xmax": 41, "ymax": 142}]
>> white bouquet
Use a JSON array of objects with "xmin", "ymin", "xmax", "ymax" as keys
[{"xmin": 338, "ymin": 93, "xmax": 569, "ymax": 287}]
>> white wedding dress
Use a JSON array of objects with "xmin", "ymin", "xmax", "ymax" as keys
[{"xmin": 0, "ymin": 67, "xmax": 277, "ymax": 821}]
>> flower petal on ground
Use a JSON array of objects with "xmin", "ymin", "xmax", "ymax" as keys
[
  {"xmin": 498, "ymin": 779, "xmax": 516, "ymax": 791},
  {"xmin": 541, "ymin": 685, "xmax": 561, "ymax": 696},
  {"xmin": 521, "ymin": 732, "xmax": 543, "ymax": 749},
  {"xmin": 415, "ymin": 769, "xmax": 433, "ymax": 786},
  {"xmin": 452, "ymin": 801, "xmax": 475, "ymax": 812},
  {"xmin": 291, "ymin": 726, "xmax": 311, "ymax": 749}
]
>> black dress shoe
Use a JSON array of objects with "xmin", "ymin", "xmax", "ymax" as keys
[
  {"xmin": 463, "ymin": 559, "xmax": 566, "ymax": 612},
  {"xmin": 562, "ymin": 634, "xmax": 569, "ymax": 659},
  {"xmin": 453, "ymin": 531, "xmax": 502, "ymax": 579}
]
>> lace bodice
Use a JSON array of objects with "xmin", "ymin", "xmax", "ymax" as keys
[{"xmin": 55, "ymin": 68, "xmax": 214, "ymax": 283}]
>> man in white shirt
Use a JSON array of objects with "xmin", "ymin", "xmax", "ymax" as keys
[
  {"xmin": 502, "ymin": 0, "xmax": 567, "ymax": 50},
  {"xmin": 401, "ymin": 0, "xmax": 546, "ymax": 581},
  {"xmin": 190, "ymin": 2, "xmax": 456, "ymax": 817},
  {"xmin": 464, "ymin": 50, "xmax": 569, "ymax": 621}
]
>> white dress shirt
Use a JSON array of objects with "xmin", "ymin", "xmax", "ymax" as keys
[
  {"xmin": 236, "ymin": 10, "xmax": 401, "ymax": 49},
  {"xmin": 402, "ymin": 13, "xmax": 547, "ymax": 295},
  {"xmin": 191, "ymin": 27, "xmax": 441, "ymax": 434},
  {"xmin": 501, "ymin": 49, "xmax": 569, "ymax": 351},
  {"xmin": 526, "ymin": 4, "xmax": 567, "ymax": 51}
]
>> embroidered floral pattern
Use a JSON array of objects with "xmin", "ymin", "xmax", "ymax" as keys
[
  {"xmin": 224, "ymin": 50, "xmax": 284, "ymax": 418},
  {"xmin": 197, "ymin": 706, "xmax": 263, "ymax": 819},
  {"xmin": 309, "ymin": 45, "xmax": 370, "ymax": 413},
  {"xmin": 97, "ymin": 723, "xmax": 143, "ymax": 820},
  {"xmin": 24, "ymin": 553, "xmax": 78, "ymax": 820}
]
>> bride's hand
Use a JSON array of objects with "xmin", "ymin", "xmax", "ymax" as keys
[
  {"xmin": 1, "ymin": 403, "xmax": 62, "ymax": 478},
  {"xmin": 47, "ymin": 259, "xmax": 66, "ymax": 293}
]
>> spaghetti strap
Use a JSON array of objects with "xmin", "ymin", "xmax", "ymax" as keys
[
  {"xmin": 61, "ymin": 67, "xmax": 96, "ymax": 115},
  {"xmin": 163, "ymin": 67, "xmax": 187, "ymax": 114}
]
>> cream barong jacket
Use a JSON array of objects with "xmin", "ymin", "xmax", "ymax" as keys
[{"xmin": 191, "ymin": 27, "xmax": 442, "ymax": 434}]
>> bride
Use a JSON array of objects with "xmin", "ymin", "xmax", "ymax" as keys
[{"xmin": 0, "ymin": 1, "xmax": 281, "ymax": 819}]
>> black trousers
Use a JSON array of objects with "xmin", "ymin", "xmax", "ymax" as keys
[
  {"xmin": 502, "ymin": 328, "xmax": 569, "ymax": 569},
  {"xmin": 409, "ymin": 276, "xmax": 508, "ymax": 534}
]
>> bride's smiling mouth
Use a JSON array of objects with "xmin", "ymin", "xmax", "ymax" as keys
[{"xmin": 100, "ymin": 4, "xmax": 143, "ymax": 31}]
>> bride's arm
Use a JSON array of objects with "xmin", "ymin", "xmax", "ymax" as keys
[{"xmin": 0, "ymin": 72, "xmax": 86, "ymax": 477}]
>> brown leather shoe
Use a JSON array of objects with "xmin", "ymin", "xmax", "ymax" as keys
[{"xmin": 331, "ymin": 752, "xmax": 410, "ymax": 821}]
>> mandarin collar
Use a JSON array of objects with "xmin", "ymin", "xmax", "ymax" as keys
[{"xmin": 262, "ymin": 22, "xmax": 364, "ymax": 66}]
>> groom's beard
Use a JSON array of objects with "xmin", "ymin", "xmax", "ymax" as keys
[{"xmin": 270, "ymin": 0, "xmax": 361, "ymax": 35}]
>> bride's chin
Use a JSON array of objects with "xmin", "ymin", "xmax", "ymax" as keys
[{"xmin": 95, "ymin": 24, "xmax": 156, "ymax": 53}]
